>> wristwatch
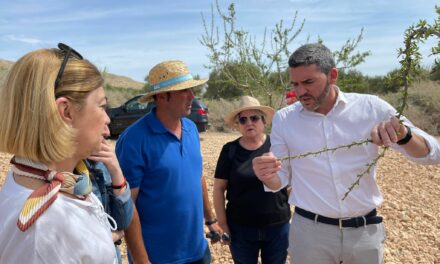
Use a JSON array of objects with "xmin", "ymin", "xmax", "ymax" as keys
[{"xmin": 397, "ymin": 125, "xmax": 412, "ymax": 145}]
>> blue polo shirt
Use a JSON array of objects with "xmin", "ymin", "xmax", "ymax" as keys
[{"xmin": 116, "ymin": 109, "xmax": 207, "ymax": 264}]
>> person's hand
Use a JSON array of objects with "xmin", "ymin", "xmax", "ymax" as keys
[
  {"xmin": 252, "ymin": 152, "xmax": 281, "ymax": 183},
  {"xmin": 206, "ymin": 223, "xmax": 223, "ymax": 244},
  {"xmin": 371, "ymin": 116, "xmax": 407, "ymax": 147},
  {"xmin": 218, "ymin": 222, "xmax": 231, "ymax": 246},
  {"xmin": 112, "ymin": 230, "xmax": 124, "ymax": 243},
  {"xmin": 88, "ymin": 139, "xmax": 124, "ymax": 184}
]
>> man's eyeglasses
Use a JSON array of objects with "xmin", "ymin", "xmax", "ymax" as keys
[
  {"xmin": 54, "ymin": 43, "xmax": 83, "ymax": 89},
  {"xmin": 238, "ymin": 115, "xmax": 261, "ymax": 125}
]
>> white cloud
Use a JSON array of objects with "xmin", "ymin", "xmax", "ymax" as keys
[
  {"xmin": 3, "ymin": 35, "xmax": 45, "ymax": 45},
  {"xmin": 17, "ymin": 8, "xmax": 142, "ymax": 24}
]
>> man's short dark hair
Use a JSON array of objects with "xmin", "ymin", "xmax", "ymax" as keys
[{"xmin": 288, "ymin": 43, "xmax": 336, "ymax": 74}]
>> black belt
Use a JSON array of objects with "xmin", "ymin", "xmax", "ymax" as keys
[{"xmin": 295, "ymin": 207, "xmax": 383, "ymax": 228}]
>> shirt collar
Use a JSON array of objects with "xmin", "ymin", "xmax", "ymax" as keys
[
  {"xmin": 335, "ymin": 86, "xmax": 348, "ymax": 106},
  {"xmin": 146, "ymin": 107, "xmax": 189, "ymax": 134},
  {"xmin": 146, "ymin": 107, "xmax": 168, "ymax": 134}
]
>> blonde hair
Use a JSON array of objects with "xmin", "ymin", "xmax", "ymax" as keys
[{"xmin": 0, "ymin": 48, "xmax": 103, "ymax": 164}]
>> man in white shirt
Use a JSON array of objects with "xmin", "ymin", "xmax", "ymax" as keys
[{"xmin": 253, "ymin": 43, "xmax": 440, "ymax": 264}]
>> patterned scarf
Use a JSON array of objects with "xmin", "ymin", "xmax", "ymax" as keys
[{"xmin": 11, "ymin": 156, "xmax": 92, "ymax": 232}]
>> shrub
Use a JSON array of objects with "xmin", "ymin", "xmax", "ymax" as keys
[
  {"xmin": 205, "ymin": 98, "xmax": 237, "ymax": 132},
  {"xmin": 381, "ymin": 80, "xmax": 440, "ymax": 135}
]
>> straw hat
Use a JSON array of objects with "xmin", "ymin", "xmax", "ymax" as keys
[
  {"xmin": 139, "ymin": 60, "xmax": 208, "ymax": 102},
  {"xmin": 224, "ymin": 96, "xmax": 275, "ymax": 128}
]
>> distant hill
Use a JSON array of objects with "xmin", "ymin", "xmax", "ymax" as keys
[
  {"xmin": 103, "ymin": 72, "xmax": 144, "ymax": 90},
  {"xmin": 0, "ymin": 59, "xmax": 13, "ymax": 86},
  {"xmin": 0, "ymin": 59, "xmax": 144, "ymax": 90}
]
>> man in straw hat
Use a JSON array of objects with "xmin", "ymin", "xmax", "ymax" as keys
[
  {"xmin": 116, "ymin": 60, "xmax": 221, "ymax": 264},
  {"xmin": 252, "ymin": 43, "xmax": 440, "ymax": 264}
]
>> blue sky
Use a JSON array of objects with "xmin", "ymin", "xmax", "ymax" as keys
[{"xmin": 1, "ymin": 0, "xmax": 438, "ymax": 82}]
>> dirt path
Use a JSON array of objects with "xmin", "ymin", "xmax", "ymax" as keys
[{"xmin": 0, "ymin": 131, "xmax": 439, "ymax": 263}]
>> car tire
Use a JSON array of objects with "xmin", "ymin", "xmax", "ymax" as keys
[{"xmin": 197, "ymin": 123, "xmax": 209, "ymax": 132}]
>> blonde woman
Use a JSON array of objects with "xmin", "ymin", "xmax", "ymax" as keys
[
  {"xmin": 0, "ymin": 44, "xmax": 117, "ymax": 263},
  {"xmin": 213, "ymin": 96, "xmax": 291, "ymax": 264}
]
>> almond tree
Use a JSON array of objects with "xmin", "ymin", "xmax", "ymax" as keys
[{"xmin": 200, "ymin": 0, "xmax": 370, "ymax": 107}]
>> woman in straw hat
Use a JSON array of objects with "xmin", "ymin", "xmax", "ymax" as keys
[
  {"xmin": 213, "ymin": 96, "xmax": 291, "ymax": 264},
  {"xmin": 0, "ymin": 44, "xmax": 118, "ymax": 263}
]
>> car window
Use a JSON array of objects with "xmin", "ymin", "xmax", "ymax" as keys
[
  {"xmin": 146, "ymin": 102, "xmax": 156, "ymax": 112},
  {"xmin": 126, "ymin": 97, "xmax": 149, "ymax": 111},
  {"xmin": 192, "ymin": 99, "xmax": 207, "ymax": 109}
]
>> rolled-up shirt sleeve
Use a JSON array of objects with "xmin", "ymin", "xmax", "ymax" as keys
[
  {"xmin": 374, "ymin": 97, "xmax": 440, "ymax": 165},
  {"xmin": 109, "ymin": 182, "xmax": 133, "ymax": 230},
  {"xmin": 394, "ymin": 118, "xmax": 440, "ymax": 165},
  {"xmin": 264, "ymin": 111, "xmax": 291, "ymax": 192}
]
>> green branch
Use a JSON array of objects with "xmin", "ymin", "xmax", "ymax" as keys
[
  {"xmin": 278, "ymin": 139, "xmax": 372, "ymax": 161},
  {"xmin": 342, "ymin": 148, "xmax": 388, "ymax": 200}
]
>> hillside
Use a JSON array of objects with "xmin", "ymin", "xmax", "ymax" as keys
[
  {"xmin": 0, "ymin": 59, "xmax": 13, "ymax": 86},
  {"xmin": 103, "ymin": 72, "xmax": 144, "ymax": 90},
  {"xmin": 0, "ymin": 59, "xmax": 144, "ymax": 90}
]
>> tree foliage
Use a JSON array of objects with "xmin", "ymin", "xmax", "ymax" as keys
[
  {"xmin": 200, "ymin": 1, "xmax": 371, "ymax": 107},
  {"xmin": 331, "ymin": 30, "xmax": 372, "ymax": 93},
  {"xmin": 394, "ymin": 6, "xmax": 440, "ymax": 115},
  {"xmin": 201, "ymin": 1, "xmax": 305, "ymax": 107},
  {"xmin": 205, "ymin": 62, "xmax": 261, "ymax": 99}
]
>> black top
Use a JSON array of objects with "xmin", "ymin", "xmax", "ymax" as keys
[{"xmin": 214, "ymin": 136, "xmax": 291, "ymax": 227}]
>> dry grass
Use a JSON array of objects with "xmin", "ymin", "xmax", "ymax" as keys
[
  {"xmin": 205, "ymin": 95, "xmax": 288, "ymax": 133},
  {"xmin": 105, "ymin": 88, "xmax": 141, "ymax": 108},
  {"xmin": 381, "ymin": 80, "xmax": 440, "ymax": 136},
  {"xmin": 205, "ymin": 98, "xmax": 238, "ymax": 132}
]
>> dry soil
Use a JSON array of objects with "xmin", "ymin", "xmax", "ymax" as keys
[{"xmin": 0, "ymin": 131, "xmax": 439, "ymax": 263}]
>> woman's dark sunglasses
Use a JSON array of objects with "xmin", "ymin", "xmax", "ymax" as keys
[
  {"xmin": 54, "ymin": 43, "xmax": 83, "ymax": 89},
  {"xmin": 238, "ymin": 115, "xmax": 261, "ymax": 125}
]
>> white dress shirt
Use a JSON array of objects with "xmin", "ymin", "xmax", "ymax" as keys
[{"xmin": 268, "ymin": 89, "xmax": 440, "ymax": 218}]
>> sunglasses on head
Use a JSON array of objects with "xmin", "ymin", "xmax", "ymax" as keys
[
  {"xmin": 54, "ymin": 43, "xmax": 83, "ymax": 89},
  {"xmin": 238, "ymin": 115, "xmax": 261, "ymax": 125}
]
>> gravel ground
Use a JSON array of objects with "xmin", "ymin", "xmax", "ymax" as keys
[
  {"xmin": 201, "ymin": 132, "xmax": 440, "ymax": 264},
  {"xmin": 0, "ymin": 131, "xmax": 439, "ymax": 263}
]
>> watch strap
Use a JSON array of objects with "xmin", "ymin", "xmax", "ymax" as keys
[{"xmin": 397, "ymin": 125, "xmax": 412, "ymax": 145}]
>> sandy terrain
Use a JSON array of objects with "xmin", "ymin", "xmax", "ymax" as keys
[{"xmin": 0, "ymin": 131, "xmax": 439, "ymax": 263}]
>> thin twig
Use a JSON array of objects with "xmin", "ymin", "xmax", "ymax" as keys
[
  {"xmin": 342, "ymin": 148, "xmax": 388, "ymax": 200},
  {"xmin": 278, "ymin": 139, "xmax": 372, "ymax": 161}
]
